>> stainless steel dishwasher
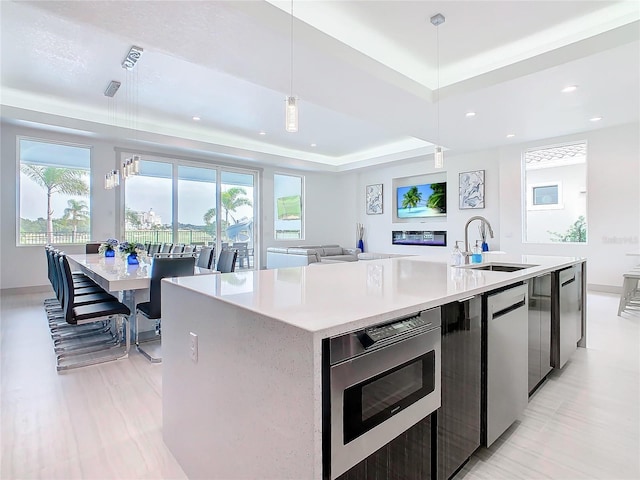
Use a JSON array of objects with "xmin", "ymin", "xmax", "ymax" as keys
[
  {"xmin": 552, "ymin": 266, "xmax": 580, "ymax": 369},
  {"xmin": 484, "ymin": 283, "xmax": 529, "ymax": 447}
]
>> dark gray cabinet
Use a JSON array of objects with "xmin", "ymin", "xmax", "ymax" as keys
[
  {"xmin": 336, "ymin": 414, "xmax": 433, "ymax": 480},
  {"xmin": 528, "ymin": 274, "xmax": 552, "ymax": 394},
  {"xmin": 438, "ymin": 297, "xmax": 482, "ymax": 480}
]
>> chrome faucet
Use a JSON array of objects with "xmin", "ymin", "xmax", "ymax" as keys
[{"xmin": 463, "ymin": 216, "xmax": 494, "ymax": 264}]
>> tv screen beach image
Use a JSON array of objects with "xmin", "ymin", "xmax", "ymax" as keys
[{"xmin": 397, "ymin": 183, "xmax": 446, "ymax": 219}]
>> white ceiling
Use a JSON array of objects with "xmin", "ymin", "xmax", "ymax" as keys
[{"xmin": 1, "ymin": 0, "xmax": 639, "ymax": 171}]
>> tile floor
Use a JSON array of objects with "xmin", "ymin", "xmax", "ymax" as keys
[{"xmin": 1, "ymin": 291, "xmax": 638, "ymax": 479}]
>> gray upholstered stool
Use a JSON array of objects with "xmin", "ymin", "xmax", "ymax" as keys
[{"xmin": 618, "ymin": 272, "xmax": 640, "ymax": 316}]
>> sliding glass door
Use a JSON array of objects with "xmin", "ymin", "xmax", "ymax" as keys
[
  {"xmin": 122, "ymin": 156, "xmax": 258, "ymax": 270},
  {"xmin": 178, "ymin": 165, "xmax": 217, "ymax": 247},
  {"xmin": 220, "ymin": 169, "xmax": 255, "ymax": 270},
  {"xmin": 124, "ymin": 160, "xmax": 173, "ymax": 244}
]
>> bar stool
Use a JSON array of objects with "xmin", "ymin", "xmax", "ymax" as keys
[{"xmin": 618, "ymin": 271, "xmax": 640, "ymax": 316}]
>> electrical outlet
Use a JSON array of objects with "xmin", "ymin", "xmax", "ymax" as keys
[{"xmin": 189, "ymin": 332, "xmax": 198, "ymax": 363}]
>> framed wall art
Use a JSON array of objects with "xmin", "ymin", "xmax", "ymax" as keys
[
  {"xmin": 459, "ymin": 170, "xmax": 485, "ymax": 209},
  {"xmin": 366, "ymin": 183, "xmax": 383, "ymax": 215}
]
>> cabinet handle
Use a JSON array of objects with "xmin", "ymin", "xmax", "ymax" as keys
[
  {"xmin": 492, "ymin": 298, "xmax": 526, "ymax": 319},
  {"xmin": 562, "ymin": 276, "xmax": 575, "ymax": 287},
  {"xmin": 457, "ymin": 296, "xmax": 475, "ymax": 303}
]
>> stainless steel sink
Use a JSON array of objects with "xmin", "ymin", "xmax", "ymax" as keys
[{"xmin": 462, "ymin": 263, "xmax": 538, "ymax": 272}]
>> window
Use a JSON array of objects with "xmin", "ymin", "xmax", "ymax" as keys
[
  {"xmin": 121, "ymin": 153, "xmax": 258, "ymax": 269},
  {"xmin": 221, "ymin": 170, "xmax": 255, "ymax": 247},
  {"xmin": 124, "ymin": 160, "xmax": 173, "ymax": 244},
  {"xmin": 532, "ymin": 185, "xmax": 559, "ymax": 206},
  {"xmin": 523, "ymin": 142, "xmax": 587, "ymax": 243},
  {"xmin": 18, "ymin": 138, "xmax": 91, "ymax": 245},
  {"xmin": 528, "ymin": 182, "xmax": 563, "ymax": 210},
  {"xmin": 274, "ymin": 173, "xmax": 303, "ymax": 240},
  {"xmin": 178, "ymin": 165, "xmax": 217, "ymax": 246}
]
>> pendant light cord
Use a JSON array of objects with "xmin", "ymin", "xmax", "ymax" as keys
[
  {"xmin": 436, "ymin": 22, "xmax": 440, "ymax": 150},
  {"xmin": 290, "ymin": 0, "xmax": 294, "ymax": 97}
]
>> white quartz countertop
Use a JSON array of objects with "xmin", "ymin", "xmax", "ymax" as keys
[{"xmin": 168, "ymin": 254, "xmax": 584, "ymax": 337}]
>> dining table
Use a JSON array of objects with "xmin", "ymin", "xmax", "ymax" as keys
[{"xmin": 67, "ymin": 253, "xmax": 216, "ymax": 344}]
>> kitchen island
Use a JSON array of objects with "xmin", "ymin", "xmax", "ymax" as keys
[{"xmin": 161, "ymin": 255, "xmax": 585, "ymax": 480}]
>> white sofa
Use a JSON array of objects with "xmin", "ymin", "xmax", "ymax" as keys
[{"xmin": 266, "ymin": 245, "xmax": 361, "ymax": 269}]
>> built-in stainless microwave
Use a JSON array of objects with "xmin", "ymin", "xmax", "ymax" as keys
[{"xmin": 327, "ymin": 307, "xmax": 441, "ymax": 479}]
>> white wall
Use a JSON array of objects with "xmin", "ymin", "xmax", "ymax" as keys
[
  {"xmin": 499, "ymin": 123, "xmax": 640, "ymax": 289},
  {"xmin": 525, "ymin": 163, "xmax": 586, "ymax": 243},
  {"xmin": 356, "ymin": 150, "xmax": 501, "ymax": 260},
  {"xmin": 0, "ymin": 122, "xmax": 356, "ymax": 288}
]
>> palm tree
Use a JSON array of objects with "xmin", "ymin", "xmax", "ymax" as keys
[
  {"xmin": 62, "ymin": 199, "xmax": 89, "ymax": 242},
  {"xmin": 221, "ymin": 188, "xmax": 252, "ymax": 225},
  {"xmin": 20, "ymin": 165, "xmax": 89, "ymax": 243},
  {"xmin": 426, "ymin": 183, "xmax": 446, "ymax": 212},
  {"xmin": 203, "ymin": 207, "xmax": 217, "ymax": 240},
  {"xmin": 401, "ymin": 186, "xmax": 422, "ymax": 209},
  {"xmin": 203, "ymin": 207, "xmax": 216, "ymax": 226}
]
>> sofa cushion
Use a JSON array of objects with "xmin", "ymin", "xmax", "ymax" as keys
[
  {"xmin": 323, "ymin": 246, "xmax": 344, "ymax": 256},
  {"xmin": 267, "ymin": 247, "xmax": 290, "ymax": 254},
  {"xmin": 322, "ymin": 254, "xmax": 358, "ymax": 262},
  {"xmin": 286, "ymin": 248, "xmax": 318, "ymax": 256}
]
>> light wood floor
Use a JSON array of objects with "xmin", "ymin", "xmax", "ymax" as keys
[{"xmin": 1, "ymin": 291, "xmax": 638, "ymax": 479}]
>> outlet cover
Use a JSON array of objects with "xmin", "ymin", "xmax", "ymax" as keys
[{"xmin": 189, "ymin": 332, "xmax": 198, "ymax": 363}]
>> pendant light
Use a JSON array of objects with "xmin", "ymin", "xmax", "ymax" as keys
[
  {"xmin": 104, "ymin": 80, "xmax": 121, "ymax": 190},
  {"xmin": 431, "ymin": 13, "xmax": 445, "ymax": 169},
  {"xmin": 103, "ymin": 46, "xmax": 144, "ymax": 188},
  {"xmin": 121, "ymin": 46, "xmax": 143, "ymax": 182},
  {"xmin": 285, "ymin": 0, "xmax": 298, "ymax": 132}
]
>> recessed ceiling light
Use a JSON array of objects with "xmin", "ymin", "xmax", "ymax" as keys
[
  {"xmin": 259, "ymin": 131, "xmax": 266, "ymax": 136},
  {"xmin": 506, "ymin": 133, "xmax": 516, "ymax": 138},
  {"xmin": 589, "ymin": 116, "xmax": 603, "ymax": 122},
  {"xmin": 465, "ymin": 112, "xmax": 476, "ymax": 118},
  {"xmin": 561, "ymin": 85, "xmax": 578, "ymax": 93},
  {"xmin": 310, "ymin": 143, "xmax": 317, "ymax": 147},
  {"xmin": 192, "ymin": 116, "xmax": 201, "ymax": 121}
]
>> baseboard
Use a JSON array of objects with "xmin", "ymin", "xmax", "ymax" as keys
[
  {"xmin": 1, "ymin": 285, "xmax": 52, "ymax": 296},
  {"xmin": 587, "ymin": 284, "xmax": 621, "ymax": 294}
]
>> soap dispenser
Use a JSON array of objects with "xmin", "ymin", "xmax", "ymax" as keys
[
  {"xmin": 471, "ymin": 240, "xmax": 483, "ymax": 264},
  {"xmin": 450, "ymin": 241, "xmax": 464, "ymax": 266}
]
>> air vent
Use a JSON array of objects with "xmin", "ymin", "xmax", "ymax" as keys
[{"xmin": 104, "ymin": 80, "xmax": 121, "ymax": 97}]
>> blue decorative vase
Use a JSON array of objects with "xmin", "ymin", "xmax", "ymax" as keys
[
  {"xmin": 105, "ymin": 249, "xmax": 115, "ymax": 257},
  {"xmin": 127, "ymin": 253, "xmax": 139, "ymax": 265},
  {"xmin": 481, "ymin": 242, "xmax": 489, "ymax": 252},
  {"xmin": 357, "ymin": 239, "xmax": 364, "ymax": 253}
]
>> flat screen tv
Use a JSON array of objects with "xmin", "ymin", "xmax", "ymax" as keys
[{"xmin": 396, "ymin": 182, "xmax": 446, "ymax": 219}]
